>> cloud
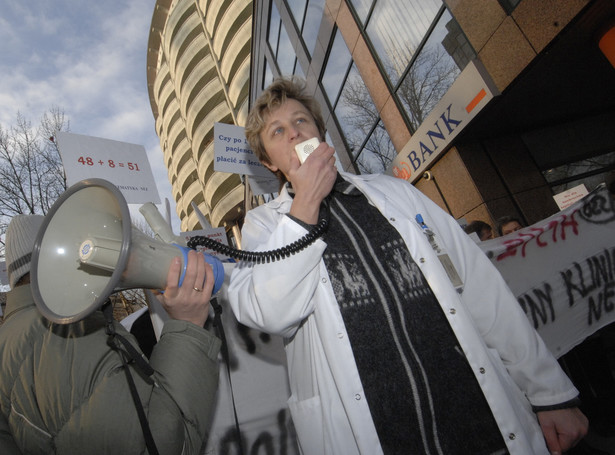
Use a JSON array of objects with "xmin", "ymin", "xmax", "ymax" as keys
[{"xmin": 0, "ymin": 0, "xmax": 179, "ymax": 230}]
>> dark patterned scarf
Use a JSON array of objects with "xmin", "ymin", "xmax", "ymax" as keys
[{"xmin": 321, "ymin": 178, "xmax": 507, "ymax": 455}]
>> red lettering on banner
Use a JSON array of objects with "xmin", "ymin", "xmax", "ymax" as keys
[{"xmin": 497, "ymin": 210, "xmax": 581, "ymax": 261}]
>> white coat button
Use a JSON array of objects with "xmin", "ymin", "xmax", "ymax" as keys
[
  {"xmin": 355, "ymin": 394, "xmax": 361, "ymax": 400},
  {"xmin": 337, "ymin": 332, "xmax": 344, "ymax": 339},
  {"xmin": 479, "ymin": 367, "xmax": 486, "ymax": 374},
  {"xmin": 449, "ymin": 308, "xmax": 456, "ymax": 314},
  {"xmin": 321, "ymin": 278, "xmax": 327, "ymax": 283},
  {"xmin": 390, "ymin": 217, "xmax": 395, "ymax": 222},
  {"xmin": 419, "ymin": 258, "xmax": 425, "ymax": 263},
  {"xmin": 508, "ymin": 433, "xmax": 516, "ymax": 440}
]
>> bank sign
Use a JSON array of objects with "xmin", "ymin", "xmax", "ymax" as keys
[{"xmin": 387, "ymin": 60, "xmax": 499, "ymax": 183}]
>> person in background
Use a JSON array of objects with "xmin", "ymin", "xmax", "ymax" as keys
[
  {"xmin": 0, "ymin": 214, "xmax": 221, "ymax": 455},
  {"xmin": 463, "ymin": 219, "xmax": 494, "ymax": 241},
  {"xmin": 497, "ymin": 215, "xmax": 524, "ymax": 237},
  {"xmin": 228, "ymin": 76, "xmax": 588, "ymax": 455}
]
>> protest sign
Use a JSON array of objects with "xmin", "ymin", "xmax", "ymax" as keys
[
  {"xmin": 479, "ymin": 184, "xmax": 615, "ymax": 357},
  {"xmin": 56, "ymin": 132, "xmax": 160, "ymax": 204}
]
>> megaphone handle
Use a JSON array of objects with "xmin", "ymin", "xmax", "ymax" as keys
[{"xmin": 170, "ymin": 244, "xmax": 224, "ymax": 295}]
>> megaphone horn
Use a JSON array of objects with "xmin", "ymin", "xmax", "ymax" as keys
[{"xmin": 31, "ymin": 178, "xmax": 223, "ymax": 324}]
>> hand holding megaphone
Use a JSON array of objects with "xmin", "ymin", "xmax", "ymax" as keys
[
  {"xmin": 156, "ymin": 250, "xmax": 216, "ymax": 327},
  {"xmin": 31, "ymin": 178, "xmax": 224, "ymax": 324}
]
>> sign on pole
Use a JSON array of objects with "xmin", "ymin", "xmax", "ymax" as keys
[
  {"xmin": 56, "ymin": 132, "xmax": 161, "ymax": 204},
  {"xmin": 214, "ymin": 123, "xmax": 278, "ymax": 195}
]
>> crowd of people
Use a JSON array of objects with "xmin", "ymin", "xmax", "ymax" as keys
[{"xmin": 463, "ymin": 215, "xmax": 524, "ymax": 242}]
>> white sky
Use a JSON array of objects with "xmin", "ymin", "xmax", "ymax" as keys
[{"xmin": 0, "ymin": 0, "xmax": 179, "ymax": 231}]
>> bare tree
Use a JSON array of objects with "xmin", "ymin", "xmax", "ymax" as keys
[
  {"xmin": 338, "ymin": 69, "xmax": 397, "ymax": 174},
  {"xmin": 336, "ymin": 43, "xmax": 460, "ymax": 174},
  {"xmin": 356, "ymin": 122, "xmax": 397, "ymax": 174},
  {"xmin": 0, "ymin": 109, "xmax": 157, "ymax": 314},
  {"xmin": 396, "ymin": 45, "xmax": 459, "ymax": 131},
  {"xmin": 0, "ymin": 107, "xmax": 70, "ymax": 254}
]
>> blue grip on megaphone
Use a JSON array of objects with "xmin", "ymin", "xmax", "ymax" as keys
[
  {"xmin": 173, "ymin": 244, "xmax": 225, "ymax": 295},
  {"xmin": 204, "ymin": 252, "xmax": 224, "ymax": 295}
]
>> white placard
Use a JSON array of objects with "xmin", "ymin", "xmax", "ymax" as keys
[
  {"xmin": 247, "ymin": 174, "xmax": 279, "ymax": 196},
  {"xmin": 56, "ymin": 132, "xmax": 160, "ymax": 204},
  {"xmin": 180, "ymin": 227, "xmax": 233, "ymax": 261},
  {"xmin": 553, "ymin": 183, "xmax": 589, "ymax": 210},
  {"xmin": 214, "ymin": 123, "xmax": 272, "ymax": 177}
]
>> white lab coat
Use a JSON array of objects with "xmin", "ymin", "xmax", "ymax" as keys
[{"xmin": 228, "ymin": 172, "xmax": 579, "ymax": 455}]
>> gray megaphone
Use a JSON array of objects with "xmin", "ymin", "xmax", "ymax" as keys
[{"xmin": 31, "ymin": 178, "xmax": 224, "ymax": 324}]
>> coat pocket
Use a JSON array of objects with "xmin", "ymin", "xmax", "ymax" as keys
[
  {"xmin": 10, "ymin": 405, "xmax": 54, "ymax": 454},
  {"xmin": 287, "ymin": 394, "xmax": 325, "ymax": 455}
]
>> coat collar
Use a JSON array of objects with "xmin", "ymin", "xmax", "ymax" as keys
[
  {"xmin": 4, "ymin": 283, "xmax": 36, "ymax": 320},
  {"xmin": 267, "ymin": 171, "xmax": 388, "ymax": 213}
]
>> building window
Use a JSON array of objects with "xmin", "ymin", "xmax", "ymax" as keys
[
  {"xmin": 263, "ymin": 58, "xmax": 274, "ymax": 89},
  {"xmin": 302, "ymin": 0, "xmax": 325, "ymax": 57},
  {"xmin": 294, "ymin": 59, "xmax": 305, "ymax": 78},
  {"xmin": 363, "ymin": 0, "xmax": 441, "ymax": 85},
  {"xmin": 287, "ymin": 0, "xmax": 307, "ymax": 27},
  {"xmin": 497, "ymin": 0, "xmax": 520, "ymax": 15},
  {"xmin": 278, "ymin": 22, "xmax": 296, "ymax": 75},
  {"xmin": 268, "ymin": 1, "xmax": 297, "ymax": 76},
  {"xmin": 356, "ymin": 120, "xmax": 397, "ymax": 173},
  {"xmin": 544, "ymin": 150, "xmax": 615, "ymax": 196},
  {"xmin": 334, "ymin": 63, "xmax": 375, "ymax": 158},
  {"xmin": 348, "ymin": 0, "xmax": 373, "ymax": 24},
  {"xmin": 321, "ymin": 28, "xmax": 353, "ymax": 106},
  {"xmin": 396, "ymin": 9, "xmax": 474, "ymax": 130},
  {"xmin": 268, "ymin": 2, "xmax": 281, "ymax": 53},
  {"xmin": 326, "ymin": 59, "xmax": 395, "ymax": 174},
  {"xmin": 287, "ymin": 0, "xmax": 325, "ymax": 57}
]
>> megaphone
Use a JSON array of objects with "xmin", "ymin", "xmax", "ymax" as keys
[{"xmin": 31, "ymin": 178, "xmax": 224, "ymax": 324}]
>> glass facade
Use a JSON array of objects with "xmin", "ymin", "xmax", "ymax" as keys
[
  {"xmin": 396, "ymin": 8, "xmax": 474, "ymax": 130},
  {"xmin": 334, "ymin": 63, "xmax": 375, "ymax": 157},
  {"xmin": 268, "ymin": 2, "xmax": 296, "ymax": 76},
  {"xmin": 321, "ymin": 28, "xmax": 352, "ymax": 105},
  {"xmin": 544, "ymin": 150, "xmax": 615, "ymax": 195},
  {"xmin": 359, "ymin": 0, "xmax": 441, "ymax": 85},
  {"xmin": 288, "ymin": 0, "xmax": 326, "ymax": 57},
  {"xmin": 498, "ymin": 0, "xmax": 521, "ymax": 14},
  {"xmin": 258, "ymin": 0, "xmax": 475, "ymax": 174}
]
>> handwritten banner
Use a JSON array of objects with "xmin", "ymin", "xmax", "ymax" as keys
[{"xmin": 478, "ymin": 184, "xmax": 615, "ymax": 358}]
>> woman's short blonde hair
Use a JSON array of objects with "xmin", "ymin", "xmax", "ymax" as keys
[{"xmin": 245, "ymin": 76, "xmax": 327, "ymax": 184}]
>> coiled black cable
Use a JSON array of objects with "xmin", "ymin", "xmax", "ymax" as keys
[{"xmin": 187, "ymin": 200, "xmax": 330, "ymax": 264}]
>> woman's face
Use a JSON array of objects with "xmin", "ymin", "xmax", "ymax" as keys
[{"xmin": 260, "ymin": 98, "xmax": 321, "ymax": 179}]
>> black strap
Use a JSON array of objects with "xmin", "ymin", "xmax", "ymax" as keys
[
  {"xmin": 103, "ymin": 303, "xmax": 160, "ymax": 455},
  {"xmin": 210, "ymin": 298, "xmax": 245, "ymax": 454}
]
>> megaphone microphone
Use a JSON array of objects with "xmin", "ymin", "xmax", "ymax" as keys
[{"xmin": 31, "ymin": 178, "xmax": 224, "ymax": 324}]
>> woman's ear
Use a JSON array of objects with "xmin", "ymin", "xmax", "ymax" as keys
[{"xmin": 263, "ymin": 161, "xmax": 279, "ymax": 173}]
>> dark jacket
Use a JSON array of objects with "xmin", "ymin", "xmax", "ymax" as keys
[{"xmin": 0, "ymin": 284, "xmax": 221, "ymax": 455}]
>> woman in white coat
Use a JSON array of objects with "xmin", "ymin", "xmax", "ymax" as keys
[{"xmin": 228, "ymin": 77, "xmax": 587, "ymax": 455}]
